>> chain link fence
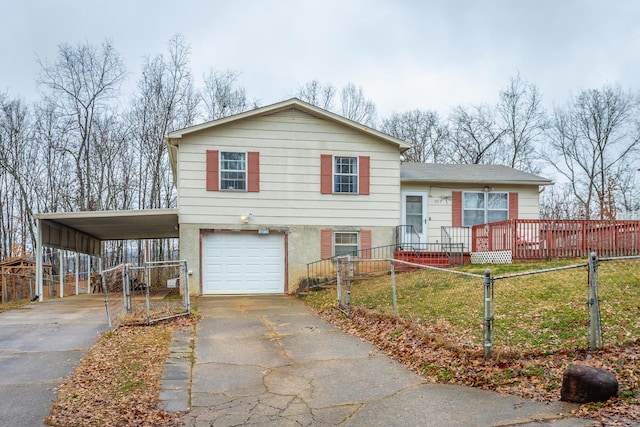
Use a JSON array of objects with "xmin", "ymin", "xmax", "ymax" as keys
[
  {"xmin": 335, "ymin": 257, "xmax": 486, "ymax": 351},
  {"xmin": 331, "ymin": 253, "xmax": 639, "ymax": 359},
  {"xmin": 595, "ymin": 255, "xmax": 640, "ymax": 346},
  {"xmin": 101, "ymin": 260, "xmax": 190, "ymax": 332}
]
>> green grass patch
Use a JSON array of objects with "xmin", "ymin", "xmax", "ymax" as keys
[{"xmin": 303, "ymin": 258, "xmax": 640, "ymax": 354}]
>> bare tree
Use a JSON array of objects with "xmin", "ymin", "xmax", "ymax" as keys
[
  {"xmin": 31, "ymin": 100, "xmax": 77, "ymax": 213},
  {"xmin": 381, "ymin": 110, "xmax": 449, "ymax": 162},
  {"xmin": 130, "ymin": 34, "xmax": 199, "ymax": 210},
  {"xmin": 539, "ymin": 185, "xmax": 586, "ymax": 219},
  {"xmin": 496, "ymin": 74, "xmax": 546, "ymax": 173},
  {"xmin": 293, "ymin": 81, "xmax": 376, "ymax": 126},
  {"xmin": 544, "ymin": 85, "xmax": 640, "ymax": 219},
  {"xmin": 448, "ymin": 104, "xmax": 506, "ymax": 164},
  {"xmin": 201, "ymin": 69, "xmax": 250, "ymax": 120},
  {"xmin": 340, "ymin": 83, "xmax": 377, "ymax": 126},
  {"xmin": 294, "ymin": 80, "xmax": 336, "ymax": 110},
  {"xmin": 37, "ymin": 40, "xmax": 126, "ymax": 211},
  {"xmin": 0, "ymin": 94, "xmax": 37, "ymax": 256},
  {"xmin": 89, "ymin": 113, "xmax": 135, "ymax": 210}
]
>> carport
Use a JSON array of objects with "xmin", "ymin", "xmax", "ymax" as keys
[{"xmin": 33, "ymin": 209, "xmax": 179, "ymax": 301}]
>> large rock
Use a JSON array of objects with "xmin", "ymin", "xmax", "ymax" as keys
[{"xmin": 561, "ymin": 364, "xmax": 618, "ymax": 403}]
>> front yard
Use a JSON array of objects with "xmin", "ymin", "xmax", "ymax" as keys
[{"xmin": 302, "ymin": 258, "xmax": 640, "ymax": 425}]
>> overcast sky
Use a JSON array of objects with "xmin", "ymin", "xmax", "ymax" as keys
[{"xmin": 1, "ymin": 0, "xmax": 639, "ymax": 118}]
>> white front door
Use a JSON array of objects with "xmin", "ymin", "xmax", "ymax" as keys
[{"xmin": 401, "ymin": 191, "xmax": 428, "ymax": 246}]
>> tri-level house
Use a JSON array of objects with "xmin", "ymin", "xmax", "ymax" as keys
[{"xmin": 166, "ymin": 98, "xmax": 552, "ymax": 295}]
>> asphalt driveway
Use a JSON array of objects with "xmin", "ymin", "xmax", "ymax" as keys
[
  {"xmin": 0, "ymin": 295, "xmax": 107, "ymax": 427},
  {"xmin": 179, "ymin": 295, "xmax": 594, "ymax": 426}
]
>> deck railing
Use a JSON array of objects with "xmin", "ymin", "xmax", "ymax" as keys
[
  {"xmin": 472, "ymin": 219, "xmax": 640, "ymax": 260},
  {"xmin": 441, "ymin": 226, "xmax": 472, "ymax": 252}
]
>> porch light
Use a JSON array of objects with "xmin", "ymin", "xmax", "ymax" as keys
[{"xmin": 241, "ymin": 213, "xmax": 253, "ymax": 223}]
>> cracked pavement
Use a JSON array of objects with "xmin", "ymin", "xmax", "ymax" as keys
[{"xmin": 179, "ymin": 296, "xmax": 594, "ymax": 427}]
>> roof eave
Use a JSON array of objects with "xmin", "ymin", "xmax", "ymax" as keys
[
  {"xmin": 401, "ymin": 178, "xmax": 554, "ymax": 186},
  {"xmin": 166, "ymin": 98, "xmax": 412, "ymax": 151}
]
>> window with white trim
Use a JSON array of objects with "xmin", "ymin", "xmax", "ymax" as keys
[
  {"xmin": 334, "ymin": 157, "xmax": 358, "ymax": 193},
  {"xmin": 334, "ymin": 232, "xmax": 359, "ymax": 256},
  {"xmin": 463, "ymin": 192, "xmax": 508, "ymax": 226},
  {"xmin": 220, "ymin": 152, "xmax": 246, "ymax": 190}
]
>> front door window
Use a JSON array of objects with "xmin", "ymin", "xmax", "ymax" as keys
[{"xmin": 405, "ymin": 195, "xmax": 423, "ymax": 234}]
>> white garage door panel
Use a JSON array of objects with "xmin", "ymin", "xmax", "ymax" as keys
[{"xmin": 203, "ymin": 233, "xmax": 284, "ymax": 294}]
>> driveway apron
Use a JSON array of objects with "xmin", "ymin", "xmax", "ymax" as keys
[
  {"xmin": 0, "ymin": 295, "xmax": 107, "ymax": 427},
  {"xmin": 181, "ymin": 295, "xmax": 593, "ymax": 426}
]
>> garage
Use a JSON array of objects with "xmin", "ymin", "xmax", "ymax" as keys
[{"xmin": 202, "ymin": 232, "xmax": 285, "ymax": 294}]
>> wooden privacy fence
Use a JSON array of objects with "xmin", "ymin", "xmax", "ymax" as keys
[{"xmin": 472, "ymin": 219, "xmax": 640, "ymax": 260}]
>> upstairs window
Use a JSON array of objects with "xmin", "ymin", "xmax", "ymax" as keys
[
  {"xmin": 220, "ymin": 152, "xmax": 246, "ymax": 190},
  {"xmin": 334, "ymin": 156, "xmax": 358, "ymax": 193},
  {"xmin": 463, "ymin": 192, "xmax": 508, "ymax": 226}
]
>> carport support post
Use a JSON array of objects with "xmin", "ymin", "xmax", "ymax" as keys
[
  {"xmin": 483, "ymin": 268, "xmax": 494, "ymax": 360},
  {"xmin": 86, "ymin": 255, "xmax": 91, "ymax": 294},
  {"xmin": 36, "ymin": 218, "xmax": 43, "ymax": 302},
  {"xmin": 75, "ymin": 252, "xmax": 79, "ymax": 296},
  {"xmin": 59, "ymin": 249, "xmax": 64, "ymax": 298}
]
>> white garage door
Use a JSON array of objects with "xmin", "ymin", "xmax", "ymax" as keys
[{"xmin": 202, "ymin": 232, "xmax": 284, "ymax": 294}]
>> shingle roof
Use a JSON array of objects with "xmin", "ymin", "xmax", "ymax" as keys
[{"xmin": 401, "ymin": 163, "xmax": 553, "ymax": 186}]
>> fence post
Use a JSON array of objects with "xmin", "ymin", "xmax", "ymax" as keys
[
  {"xmin": 101, "ymin": 270, "xmax": 113, "ymax": 333},
  {"xmin": 123, "ymin": 264, "xmax": 132, "ymax": 314},
  {"xmin": 182, "ymin": 260, "xmax": 191, "ymax": 312},
  {"xmin": 483, "ymin": 268, "xmax": 494, "ymax": 360},
  {"xmin": 346, "ymin": 255, "xmax": 351, "ymax": 316},
  {"xmin": 144, "ymin": 263, "xmax": 151, "ymax": 325},
  {"xmin": 336, "ymin": 258, "xmax": 342, "ymax": 309},
  {"xmin": 391, "ymin": 260, "xmax": 398, "ymax": 316},
  {"xmin": 588, "ymin": 252, "xmax": 603, "ymax": 350}
]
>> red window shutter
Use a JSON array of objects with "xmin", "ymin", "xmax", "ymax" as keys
[
  {"xmin": 247, "ymin": 152, "xmax": 260, "ymax": 192},
  {"xmin": 359, "ymin": 156, "xmax": 370, "ymax": 195},
  {"xmin": 206, "ymin": 150, "xmax": 219, "ymax": 191},
  {"xmin": 452, "ymin": 191, "xmax": 462, "ymax": 227},
  {"xmin": 320, "ymin": 229, "xmax": 333, "ymax": 259},
  {"xmin": 320, "ymin": 155, "xmax": 333, "ymax": 194},
  {"xmin": 360, "ymin": 229, "xmax": 372, "ymax": 259},
  {"xmin": 509, "ymin": 192, "xmax": 518, "ymax": 219}
]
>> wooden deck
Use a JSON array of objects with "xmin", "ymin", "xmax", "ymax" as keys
[{"xmin": 472, "ymin": 219, "xmax": 640, "ymax": 260}]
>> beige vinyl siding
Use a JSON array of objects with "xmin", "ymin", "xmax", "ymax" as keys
[
  {"xmin": 401, "ymin": 182, "xmax": 542, "ymax": 244},
  {"xmin": 177, "ymin": 109, "xmax": 402, "ymax": 227}
]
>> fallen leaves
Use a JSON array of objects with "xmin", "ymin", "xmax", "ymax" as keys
[
  {"xmin": 315, "ymin": 306, "xmax": 640, "ymax": 426},
  {"xmin": 45, "ymin": 315, "xmax": 197, "ymax": 427}
]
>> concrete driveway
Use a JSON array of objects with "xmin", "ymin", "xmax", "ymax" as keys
[
  {"xmin": 180, "ymin": 295, "xmax": 594, "ymax": 427},
  {"xmin": 0, "ymin": 295, "xmax": 107, "ymax": 427}
]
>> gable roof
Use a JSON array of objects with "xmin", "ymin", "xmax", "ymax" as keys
[
  {"xmin": 166, "ymin": 98, "xmax": 411, "ymax": 148},
  {"xmin": 401, "ymin": 163, "xmax": 554, "ymax": 186}
]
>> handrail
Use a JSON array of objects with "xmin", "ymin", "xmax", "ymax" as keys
[
  {"xmin": 395, "ymin": 225, "xmax": 420, "ymax": 247},
  {"xmin": 304, "ymin": 242, "xmax": 466, "ymax": 292}
]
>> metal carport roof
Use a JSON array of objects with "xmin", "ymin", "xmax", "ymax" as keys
[{"xmin": 33, "ymin": 209, "xmax": 179, "ymax": 300}]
